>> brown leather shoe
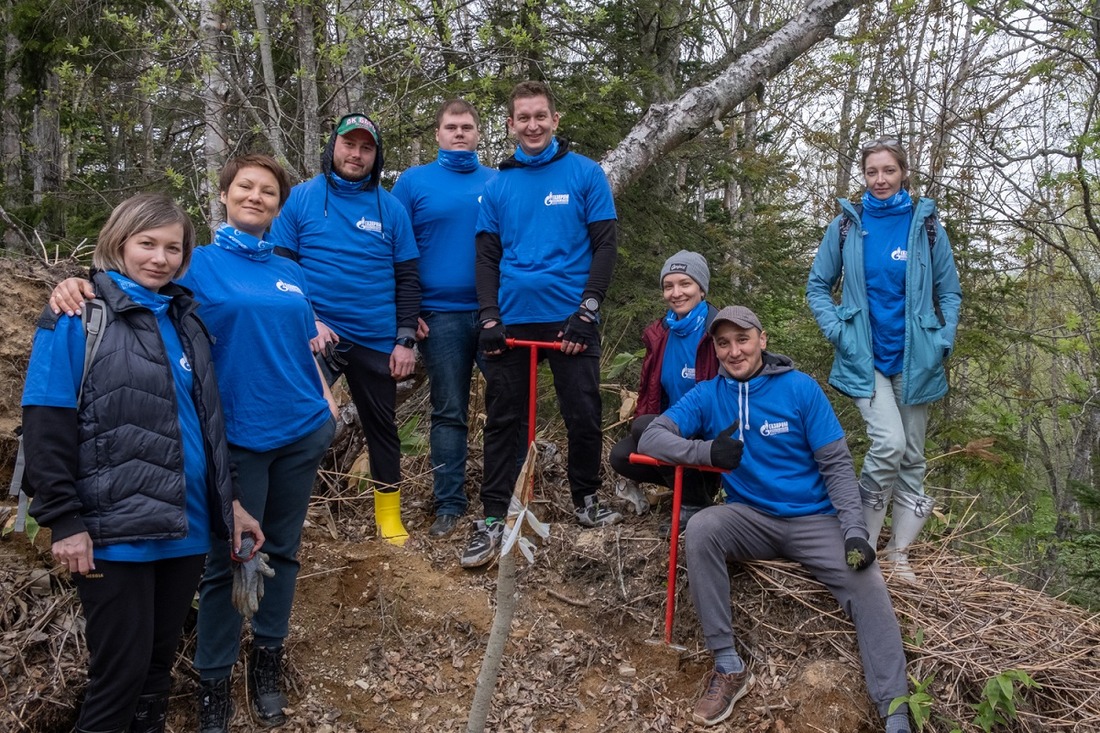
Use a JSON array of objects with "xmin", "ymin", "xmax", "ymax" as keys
[{"xmin": 693, "ymin": 668, "xmax": 754, "ymax": 726}]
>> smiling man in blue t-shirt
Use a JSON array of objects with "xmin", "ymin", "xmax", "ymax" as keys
[
  {"xmin": 638, "ymin": 305, "xmax": 911, "ymax": 733},
  {"xmin": 470, "ymin": 81, "xmax": 621, "ymax": 568}
]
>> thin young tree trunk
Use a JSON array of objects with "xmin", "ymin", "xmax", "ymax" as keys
[
  {"xmin": 296, "ymin": 0, "xmax": 321, "ymax": 177},
  {"xmin": 199, "ymin": 0, "xmax": 228, "ymax": 227},
  {"xmin": 465, "ymin": 550, "xmax": 516, "ymax": 733},
  {"xmin": 252, "ymin": 0, "xmax": 288, "ymax": 161}
]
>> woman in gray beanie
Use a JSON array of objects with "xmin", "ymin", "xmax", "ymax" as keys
[{"xmin": 609, "ymin": 250, "xmax": 721, "ymax": 536}]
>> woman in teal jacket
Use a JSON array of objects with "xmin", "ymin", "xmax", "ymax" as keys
[{"xmin": 806, "ymin": 138, "xmax": 961, "ymax": 581}]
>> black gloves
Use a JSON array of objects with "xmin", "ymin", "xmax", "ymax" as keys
[
  {"xmin": 844, "ymin": 536, "xmax": 876, "ymax": 571},
  {"xmin": 478, "ymin": 320, "xmax": 507, "ymax": 355},
  {"xmin": 710, "ymin": 421, "xmax": 743, "ymax": 470},
  {"xmin": 561, "ymin": 310, "xmax": 600, "ymax": 348},
  {"xmin": 231, "ymin": 533, "xmax": 275, "ymax": 619}
]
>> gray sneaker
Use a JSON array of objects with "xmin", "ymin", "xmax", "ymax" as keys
[
  {"xmin": 574, "ymin": 495, "xmax": 623, "ymax": 528},
  {"xmin": 460, "ymin": 519, "xmax": 504, "ymax": 568}
]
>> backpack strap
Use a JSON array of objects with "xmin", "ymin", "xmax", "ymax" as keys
[{"xmin": 79, "ymin": 299, "xmax": 106, "ymax": 405}]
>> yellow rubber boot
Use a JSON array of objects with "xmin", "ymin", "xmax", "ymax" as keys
[{"xmin": 374, "ymin": 489, "xmax": 409, "ymax": 546}]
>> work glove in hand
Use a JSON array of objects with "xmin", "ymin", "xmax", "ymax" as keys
[
  {"xmin": 561, "ymin": 310, "xmax": 599, "ymax": 348},
  {"xmin": 844, "ymin": 536, "xmax": 876, "ymax": 571},
  {"xmin": 478, "ymin": 320, "xmax": 507, "ymax": 355},
  {"xmin": 231, "ymin": 533, "xmax": 274, "ymax": 619},
  {"xmin": 710, "ymin": 421, "xmax": 743, "ymax": 470}
]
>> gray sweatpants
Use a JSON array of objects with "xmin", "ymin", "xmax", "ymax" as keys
[{"xmin": 685, "ymin": 503, "xmax": 908, "ymax": 718}]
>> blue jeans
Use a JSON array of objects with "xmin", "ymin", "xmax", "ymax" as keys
[
  {"xmin": 194, "ymin": 417, "xmax": 334, "ymax": 679},
  {"xmin": 419, "ymin": 310, "xmax": 483, "ymax": 517}
]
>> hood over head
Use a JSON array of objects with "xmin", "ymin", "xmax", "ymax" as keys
[{"xmin": 322, "ymin": 112, "xmax": 385, "ymax": 190}]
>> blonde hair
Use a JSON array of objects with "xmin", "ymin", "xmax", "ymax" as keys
[{"xmin": 93, "ymin": 193, "xmax": 195, "ymax": 279}]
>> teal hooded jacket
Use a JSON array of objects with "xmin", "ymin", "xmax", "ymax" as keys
[{"xmin": 806, "ymin": 197, "xmax": 962, "ymax": 405}]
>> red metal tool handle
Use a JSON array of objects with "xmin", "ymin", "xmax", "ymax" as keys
[
  {"xmin": 628, "ymin": 452, "xmax": 729, "ymax": 644},
  {"xmin": 505, "ymin": 338, "xmax": 563, "ymax": 350}
]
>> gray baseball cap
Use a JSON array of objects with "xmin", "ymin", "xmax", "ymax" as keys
[{"xmin": 709, "ymin": 305, "xmax": 763, "ymax": 334}]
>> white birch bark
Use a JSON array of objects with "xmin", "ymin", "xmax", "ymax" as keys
[
  {"xmin": 252, "ymin": 0, "xmax": 288, "ymax": 161},
  {"xmin": 199, "ymin": 0, "xmax": 228, "ymax": 227},
  {"xmin": 601, "ymin": 0, "xmax": 864, "ymax": 194}
]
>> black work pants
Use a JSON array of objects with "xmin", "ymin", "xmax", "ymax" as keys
[
  {"xmin": 481, "ymin": 322, "xmax": 602, "ymax": 517},
  {"xmin": 73, "ymin": 554, "xmax": 205, "ymax": 732},
  {"xmin": 340, "ymin": 343, "xmax": 401, "ymax": 489}
]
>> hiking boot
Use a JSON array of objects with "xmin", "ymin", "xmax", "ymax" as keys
[
  {"xmin": 428, "ymin": 513, "xmax": 460, "ymax": 538},
  {"xmin": 574, "ymin": 495, "xmax": 623, "ymax": 528},
  {"xmin": 130, "ymin": 692, "xmax": 168, "ymax": 733},
  {"xmin": 658, "ymin": 504, "xmax": 707, "ymax": 539},
  {"xmin": 248, "ymin": 646, "xmax": 288, "ymax": 726},
  {"xmin": 693, "ymin": 668, "xmax": 753, "ymax": 726},
  {"xmin": 460, "ymin": 519, "xmax": 504, "ymax": 568},
  {"xmin": 197, "ymin": 677, "xmax": 232, "ymax": 733}
]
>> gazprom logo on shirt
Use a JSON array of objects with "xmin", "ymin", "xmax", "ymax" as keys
[
  {"xmin": 544, "ymin": 192, "xmax": 570, "ymax": 206},
  {"xmin": 759, "ymin": 420, "xmax": 789, "ymax": 437},
  {"xmin": 680, "ymin": 366, "xmax": 696, "ymax": 380},
  {"xmin": 276, "ymin": 279, "xmax": 303, "ymax": 295},
  {"xmin": 179, "ymin": 355, "xmax": 192, "ymax": 373},
  {"xmin": 356, "ymin": 217, "xmax": 382, "ymax": 232},
  {"xmin": 891, "ymin": 247, "xmax": 907, "ymax": 261}
]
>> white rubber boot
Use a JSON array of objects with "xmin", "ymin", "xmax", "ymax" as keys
[
  {"xmin": 860, "ymin": 482, "xmax": 891, "ymax": 549},
  {"xmin": 883, "ymin": 493, "xmax": 933, "ymax": 582}
]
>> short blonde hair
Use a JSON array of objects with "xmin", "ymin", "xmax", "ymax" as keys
[{"xmin": 93, "ymin": 193, "xmax": 196, "ymax": 279}]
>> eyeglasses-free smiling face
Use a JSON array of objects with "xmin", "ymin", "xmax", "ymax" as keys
[
  {"xmin": 333, "ymin": 129, "xmax": 377, "ymax": 182},
  {"xmin": 508, "ymin": 95, "xmax": 560, "ymax": 156},
  {"xmin": 220, "ymin": 165, "xmax": 282, "ymax": 237},
  {"xmin": 121, "ymin": 224, "xmax": 185, "ymax": 291},
  {"xmin": 662, "ymin": 273, "xmax": 704, "ymax": 317},
  {"xmin": 712, "ymin": 322, "xmax": 768, "ymax": 381}
]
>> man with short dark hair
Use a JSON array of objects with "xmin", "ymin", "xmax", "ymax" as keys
[
  {"xmin": 639, "ymin": 305, "xmax": 911, "ymax": 733},
  {"xmin": 271, "ymin": 112, "xmax": 419, "ymax": 546},
  {"xmin": 469, "ymin": 81, "xmax": 621, "ymax": 568},
  {"xmin": 391, "ymin": 99, "xmax": 494, "ymax": 540}
]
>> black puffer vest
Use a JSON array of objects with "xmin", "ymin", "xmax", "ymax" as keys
[{"xmin": 76, "ymin": 272, "xmax": 234, "ymax": 544}]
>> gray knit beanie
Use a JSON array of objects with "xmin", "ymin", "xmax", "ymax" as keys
[{"xmin": 660, "ymin": 250, "xmax": 710, "ymax": 294}]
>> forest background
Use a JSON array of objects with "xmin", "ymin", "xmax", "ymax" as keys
[{"xmin": 1, "ymin": 0, "xmax": 1097, "ymax": 610}]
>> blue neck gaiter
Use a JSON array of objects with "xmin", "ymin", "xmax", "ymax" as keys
[
  {"xmin": 213, "ymin": 223, "xmax": 274, "ymax": 262},
  {"xmin": 330, "ymin": 170, "xmax": 371, "ymax": 191},
  {"xmin": 438, "ymin": 149, "xmax": 479, "ymax": 173},
  {"xmin": 106, "ymin": 270, "xmax": 171, "ymax": 315},
  {"xmin": 862, "ymin": 188, "xmax": 912, "ymax": 218},
  {"xmin": 513, "ymin": 137, "xmax": 560, "ymax": 167}
]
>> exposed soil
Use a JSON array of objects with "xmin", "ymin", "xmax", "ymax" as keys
[{"xmin": 0, "ymin": 256, "xmax": 881, "ymax": 732}]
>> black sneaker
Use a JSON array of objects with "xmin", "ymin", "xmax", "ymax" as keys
[
  {"xmin": 574, "ymin": 495, "xmax": 623, "ymax": 528},
  {"xmin": 429, "ymin": 513, "xmax": 460, "ymax": 538},
  {"xmin": 131, "ymin": 692, "xmax": 168, "ymax": 733},
  {"xmin": 198, "ymin": 677, "xmax": 232, "ymax": 733},
  {"xmin": 460, "ymin": 519, "xmax": 504, "ymax": 568},
  {"xmin": 248, "ymin": 646, "xmax": 288, "ymax": 727}
]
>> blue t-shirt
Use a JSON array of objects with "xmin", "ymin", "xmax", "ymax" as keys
[
  {"xmin": 270, "ymin": 174, "xmax": 420, "ymax": 352},
  {"xmin": 663, "ymin": 369, "xmax": 845, "ymax": 518},
  {"xmin": 22, "ymin": 272, "xmax": 211, "ymax": 561},
  {"xmin": 660, "ymin": 301, "xmax": 708, "ymax": 407},
  {"xmin": 391, "ymin": 160, "xmax": 495, "ymax": 312},
  {"xmin": 863, "ymin": 205, "xmax": 911, "ymax": 376},
  {"xmin": 475, "ymin": 152, "xmax": 617, "ymax": 324},
  {"xmin": 180, "ymin": 243, "xmax": 331, "ymax": 452}
]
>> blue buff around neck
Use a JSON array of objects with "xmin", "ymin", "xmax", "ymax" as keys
[
  {"xmin": 437, "ymin": 148, "xmax": 479, "ymax": 172},
  {"xmin": 862, "ymin": 188, "xmax": 912, "ymax": 217},
  {"xmin": 213, "ymin": 223, "xmax": 274, "ymax": 261},
  {"xmin": 513, "ymin": 137, "xmax": 560, "ymax": 166}
]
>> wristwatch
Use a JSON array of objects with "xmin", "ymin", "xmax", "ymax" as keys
[
  {"xmin": 581, "ymin": 297, "xmax": 600, "ymax": 314},
  {"xmin": 395, "ymin": 336, "xmax": 415, "ymax": 349}
]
